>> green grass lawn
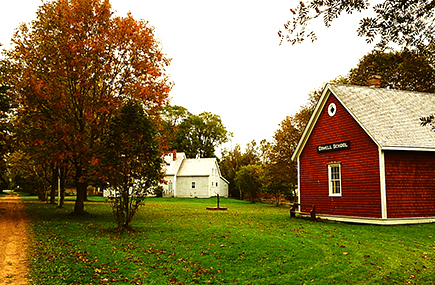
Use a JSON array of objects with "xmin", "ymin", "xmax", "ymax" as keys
[{"xmin": 24, "ymin": 197, "xmax": 435, "ymax": 284}]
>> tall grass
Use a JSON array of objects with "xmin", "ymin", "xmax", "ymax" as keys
[{"xmin": 25, "ymin": 197, "xmax": 435, "ymax": 284}]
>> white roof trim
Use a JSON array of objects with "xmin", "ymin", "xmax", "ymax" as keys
[
  {"xmin": 220, "ymin": 176, "xmax": 230, "ymax": 184},
  {"xmin": 382, "ymin": 146, "xmax": 435, "ymax": 152},
  {"xmin": 177, "ymin": 174, "xmax": 209, "ymax": 177}
]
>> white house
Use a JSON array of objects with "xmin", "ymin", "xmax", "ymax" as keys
[{"xmin": 162, "ymin": 151, "xmax": 229, "ymax": 198}]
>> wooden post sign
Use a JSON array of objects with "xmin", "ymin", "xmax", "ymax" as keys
[{"xmin": 317, "ymin": 141, "xmax": 350, "ymax": 153}]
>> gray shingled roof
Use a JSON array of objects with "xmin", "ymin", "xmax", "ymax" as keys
[{"xmin": 329, "ymin": 84, "xmax": 435, "ymax": 150}]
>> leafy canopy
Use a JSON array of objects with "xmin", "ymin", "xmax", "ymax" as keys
[
  {"xmin": 234, "ymin": 165, "xmax": 264, "ymax": 203},
  {"xmin": 279, "ymin": 0, "xmax": 435, "ymax": 50},
  {"xmin": 347, "ymin": 49, "xmax": 435, "ymax": 92},
  {"xmin": 172, "ymin": 111, "xmax": 228, "ymax": 158}
]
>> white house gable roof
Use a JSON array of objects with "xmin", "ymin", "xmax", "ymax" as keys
[
  {"xmin": 292, "ymin": 83, "xmax": 435, "ymax": 160},
  {"xmin": 177, "ymin": 158, "xmax": 218, "ymax": 177},
  {"xmin": 163, "ymin": 152, "xmax": 186, "ymax": 175}
]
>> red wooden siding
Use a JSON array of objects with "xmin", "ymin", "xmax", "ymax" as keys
[
  {"xmin": 299, "ymin": 94, "xmax": 382, "ymax": 218},
  {"xmin": 385, "ymin": 150, "xmax": 435, "ymax": 218}
]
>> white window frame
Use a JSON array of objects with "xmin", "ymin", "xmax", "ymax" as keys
[
  {"xmin": 328, "ymin": 163, "xmax": 342, "ymax": 197},
  {"xmin": 191, "ymin": 181, "xmax": 196, "ymax": 189}
]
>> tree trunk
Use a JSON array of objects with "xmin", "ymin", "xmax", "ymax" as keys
[
  {"xmin": 59, "ymin": 167, "xmax": 66, "ymax": 207},
  {"xmin": 38, "ymin": 185, "xmax": 48, "ymax": 201},
  {"xmin": 50, "ymin": 163, "xmax": 57, "ymax": 204},
  {"xmin": 275, "ymin": 192, "xmax": 280, "ymax": 206},
  {"xmin": 239, "ymin": 186, "xmax": 243, "ymax": 200},
  {"xmin": 74, "ymin": 165, "xmax": 87, "ymax": 214}
]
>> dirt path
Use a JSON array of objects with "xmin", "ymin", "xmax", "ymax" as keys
[{"xmin": 0, "ymin": 195, "xmax": 30, "ymax": 284}]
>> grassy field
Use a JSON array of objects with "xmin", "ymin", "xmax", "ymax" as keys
[{"xmin": 23, "ymin": 196, "xmax": 435, "ymax": 284}]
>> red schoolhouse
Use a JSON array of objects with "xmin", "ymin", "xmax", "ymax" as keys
[{"xmin": 292, "ymin": 84, "xmax": 435, "ymax": 224}]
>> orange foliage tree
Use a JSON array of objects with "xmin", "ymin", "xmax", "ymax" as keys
[
  {"xmin": 7, "ymin": 0, "xmax": 172, "ymax": 214},
  {"xmin": 266, "ymin": 88, "xmax": 321, "ymax": 203}
]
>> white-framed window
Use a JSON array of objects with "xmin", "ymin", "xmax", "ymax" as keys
[
  {"xmin": 328, "ymin": 163, "xmax": 341, "ymax": 196},
  {"xmin": 191, "ymin": 181, "xmax": 196, "ymax": 189}
]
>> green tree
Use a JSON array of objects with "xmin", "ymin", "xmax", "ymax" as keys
[
  {"xmin": 234, "ymin": 165, "xmax": 264, "ymax": 203},
  {"xmin": 343, "ymin": 49, "xmax": 435, "ymax": 127},
  {"xmin": 173, "ymin": 112, "xmax": 228, "ymax": 158},
  {"xmin": 7, "ymin": 0, "xmax": 171, "ymax": 214},
  {"xmin": 347, "ymin": 49, "xmax": 435, "ymax": 92},
  {"xmin": 219, "ymin": 144, "xmax": 244, "ymax": 197},
  {"xmin": 7, "ymin": 150, "xmax": 51, "ymax": 200},
  {"xmin": 219, "ymin": 140, "xmax": 266, "ymax": 198},
  {"xmin": 97, "ymin": 101, "xmax": 163, "ymax": 231},
  {"xmin": 0, "ymin": 61, "xmax": 15, "ymax": 193},
  {"xmin": 159, "ymin": 105, "xmax": 192, "ymax": 152},
  {"xmin": 279, "ymin": 1, "xmax": 435, "ymax": 50}
]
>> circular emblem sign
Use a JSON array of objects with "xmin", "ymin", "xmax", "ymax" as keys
[{"xmin": 328, "ymin": 103, "xmax": 337, "ymax": 117}]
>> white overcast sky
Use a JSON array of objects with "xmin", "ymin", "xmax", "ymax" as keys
[{"xmin": 1, "ymin": 1, "xmax": 378, "ymax": 151}]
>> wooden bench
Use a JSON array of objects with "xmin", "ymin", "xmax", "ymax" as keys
[{"xmin": 290, "ymin": 203, "xmax": 316, "ymax": 221}]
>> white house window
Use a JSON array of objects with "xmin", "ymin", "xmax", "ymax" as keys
[
  {"xmin": 191, "ymin": 181, "xmax": 196, "ymax": 189},
  {"xmin": 328, "ymin": 163, "xmax": 341, "ymax": 196}
]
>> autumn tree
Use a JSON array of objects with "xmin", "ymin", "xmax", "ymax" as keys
[
  {"xmin": 7, "ymin": 0, "xmax": 171, "ymax": 214},
  {"xmin": 173, "ymin": 112, "xmax": 228, "ymax": 158},
  {"xmin": 279, "ymin": 0, "xmax": 435, "ymax": 50},
  {"xmin": 346, "ymin": 49, "xmax": 435, "ymax": 92},
  {"xmin": 243, "ymin": 140, "xmax": 262, "ymax": 166},
  {"xmin": 97, "ymin": 101, "xmax": 163, "ymax": 231},
  {"xmin": 265, "ymin": 117, "xmax": 300, "ymax": 204},
  {"xmin": 263, "ymin": 86, "xmax": 323, "ymax": 203}
]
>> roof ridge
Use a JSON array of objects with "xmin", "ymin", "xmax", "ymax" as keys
[{"xmin": 328, "ymin": 83, "xmax": 435, "ymax": 96}]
